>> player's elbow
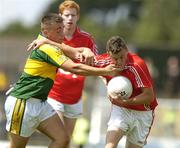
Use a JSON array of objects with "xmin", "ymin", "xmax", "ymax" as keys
[{"xmin": 144, "ymin": 88, "xmax": 154, "ymax": 104}]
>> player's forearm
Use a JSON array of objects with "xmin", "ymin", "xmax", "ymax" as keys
[
  {"xmin": 45, "ymin": 40, "xmax": 83, "ymax": 59},
  {"xmin": 61, "ymin": 43, "xmax": 85, "ymax": 59},
  {"xmin": 55, "ymin": 43, "xmax": 83, "ymax": 52},
  {"xmin": 70, "ymin": 63, "xmax": 112, "ymax": 76},
  {"xmin": 124, "ymin": 88, "xmax": 153, "ymax": 105}
]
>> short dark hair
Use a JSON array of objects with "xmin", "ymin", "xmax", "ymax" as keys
[
  {"xmin": 106, "ymin": 36, "xmax": 127, "ymax": 54},
  {"xmin": 41, "ymin": 13, "xmax": 63, "ymax": 27}
]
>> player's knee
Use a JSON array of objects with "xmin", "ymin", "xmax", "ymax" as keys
[
  {"xmin": 9, "ymin": 142, "xmax": 26, "ymax": 148},
  {"xmin": 61, "ymin": 136, "xmax": 70, "ymax": 146},
  {"xmin": 54, "ymin": 134, "xmax": 70, "ymax": 147},
  {"xmin": 105, "ymin": 143, "xmax": 117, "ymax": 148}
]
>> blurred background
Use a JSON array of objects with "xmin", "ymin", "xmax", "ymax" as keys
[{"xmin": 0, "ymin": 0, "xmax": 180, "ymax": 147}]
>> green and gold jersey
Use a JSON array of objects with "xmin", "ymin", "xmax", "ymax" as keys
[{"xmin": 10, "ymin": 35, "xmax": 68, "ymax": 101}]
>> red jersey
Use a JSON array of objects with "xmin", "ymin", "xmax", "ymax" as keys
[
  {"xmin": 48, "ymin": 27, "xmax": 98, "ymax": 104},
  {"xmin": 94, "ymin": 53, "xmax": 158, "ymax": 111}
]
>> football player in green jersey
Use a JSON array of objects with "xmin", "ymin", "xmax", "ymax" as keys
[{"xmin": 4, "ymin": 13, "xmax": 119, "ymax": 148}]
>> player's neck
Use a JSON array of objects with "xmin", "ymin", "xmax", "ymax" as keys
[{"xmin": 64, "ymin": 26, "xmax": 76, "ymax": 40}]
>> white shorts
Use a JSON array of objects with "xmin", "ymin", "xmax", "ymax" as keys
[
  {"xmin": 5, "ymin": 96, "xmax": 56, "ymax": 137},
  {"xmin": 47, "ymin": 98, "xmax": 83, "ymax": 118},
  {"xmin": 107, "ymin": 105, "xmax": 154, "ymax": 147}
]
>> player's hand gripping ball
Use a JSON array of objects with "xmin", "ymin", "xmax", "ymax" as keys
[{"xmin": 107, "ymin": 76, "xmax": 133, "ymax": 99}]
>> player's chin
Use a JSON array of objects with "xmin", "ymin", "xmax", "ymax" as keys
[{"xmin": 66, "ymin": 23, "xmax": 73, "ymax": 27}]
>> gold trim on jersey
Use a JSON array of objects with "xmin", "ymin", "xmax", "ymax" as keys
[
  {"xmin": 39, "ymin": 44, "xmax": 68, "ymax": 65},
  {"xmin": 24, "ymin": 59, "xmax": 57, "ymax": 80},
  {"xmin": 10, "ymin": 98, "xmax": 26, "ymax": 135}
]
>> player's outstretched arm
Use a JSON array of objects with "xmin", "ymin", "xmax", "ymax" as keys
[
  {"xmin": 61, "ymin": 58, "xmax": 120, "ymax": 77},
  {"xmin": 27, "ymin": 38, "xmax": 95, "ymax": 65}
]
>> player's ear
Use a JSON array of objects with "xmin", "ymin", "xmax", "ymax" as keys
[
  {"xmin": 43, "ymin": 29, "xmax": 49, "ymax": 37},
  {"xmin": 77, "ymin": 14, "xmax": 80, "ymax": 21}
]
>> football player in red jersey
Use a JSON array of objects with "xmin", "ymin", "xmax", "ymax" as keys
[
  {"xmin": 29, "ymin": 35, "xmax": 158, "ymax": 148},
  {"xmin": 46, "ymin": 0, "xmax": 98, "ymax": 142},
  {"xmin": 93, "ymin": 36, "xmax": 158, "ymax": 148}
]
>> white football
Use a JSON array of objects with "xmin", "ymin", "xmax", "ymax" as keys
[{"xmin": 107, "ymin": 76, "xmax": 133, "ymax": 99}]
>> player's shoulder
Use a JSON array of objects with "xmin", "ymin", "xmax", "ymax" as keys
[
  {"xmin": 36, "ymin": 34, "xmax": 59, "ymax": 52},
  {"xmin": 129, "ymin": 52, "xmax": 144, "ymax": 64},
  {"xmin": 128, "ymin": 52, "xmax": 147, "ymax": 69},
  {"xmin": 38, "ymin": 44, "xmax": 59, "ymax": 52},
  {"xmin": 77, "ymin": 27, "xmax": 94, "ymax": 39}
]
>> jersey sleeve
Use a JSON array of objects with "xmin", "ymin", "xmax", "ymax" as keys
[
  {"xmin": 38, "ymin": 44, "xmax": 68, "ymax": 67},
  {"xmin": 131, "ymin": 60, "xmax": 153, "ymax": 89},
  {"xmin": 93, "ymin": 53, "xmax": 112, "ymax": 67}
]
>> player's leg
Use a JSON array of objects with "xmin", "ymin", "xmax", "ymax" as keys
[
  {"xmin": 63, "ymin": 116, "xmax": 77, "ymax": 137},
  {"xmin": 125, "ymin": 140, "xmax": 142, "ymax": 148},
  {"xmin": 47, "ymin": 98, "xmax": 82, "ymax": 137},
  {"xmin": 125, "ymin": 110, "xmax": 154, "ymax": 148},
  {"xmin": 55, "ymin": 111, "xmax": 76, "ymax": 148},
  {"xmin": 47, "ymin": 98, "xmax": 71, "ymax": 147},
  {"xmin": 4, "ymin": 96, "xmax": 32, "ymax": 148},
  {"xmin": 63, "ymin": 100, "xmax": 83, "ymax": 137},
  {"xmin": 56, "ymin": 109, "xmax": 76, "ymax": 137},
  {"xmin": 105, "ymin": 105, "xmax": 129, "ymax": 148},
  {"xmin": 105, "ymin": 129, "xmax": 124, "ymax": 148},
  {"xmin": 37, "ymin": 113, "xmax": 69, "ymax": 148},
  {"xmin": 8, "ymin": 133, "xmax": 29, "ymax": 148},
  {"xmin": 56, "ymin": 100, "xmax": 82, "ymax": 148},
  {"xmin": 54, "ymin": 110, "xmax": 74, "ymax": 148},
  {"xmin": 56, "ymin": 110, "xmax": 65, "ymax": 124},
  {"xmin": 47, "ymin": 98, "xmax": 65, "ymax": 124}
]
